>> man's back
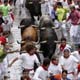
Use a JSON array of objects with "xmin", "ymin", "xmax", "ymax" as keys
[{"xmin": 68, "ymin": 10, "xmax": 80, "ymax": 25}]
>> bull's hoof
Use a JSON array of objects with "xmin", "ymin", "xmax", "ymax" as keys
[{"xmin": 18, "ymin": 25, "xmax": 24, "ymax": 28}]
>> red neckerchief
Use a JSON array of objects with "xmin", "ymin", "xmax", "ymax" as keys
[
  {"xmin": 51, "ymin": 61, "xmax": 58, "ymax": 66},
  {"xmin": 0, "ymin": 1, "xmax": 1, "ymax": 3},
  {"xmin": 78, "ymin": 51, "xmax": 80, "ymax": 55},
  {"xmin": 42, "ymin": 65, "xmax": 48, "ymax": 71},
  {"xmin": 60, "ymin": 44, "xmax": 66, "ymax": 51},
  {"xmin": 10, "ymin": 13, "xmax": 14, "ymax": 21},
  {"xmin": 52, "ymin": 61, "xmax": 55, "ymax": 65}
]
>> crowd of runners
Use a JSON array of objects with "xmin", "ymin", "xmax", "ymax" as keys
[{"xmin": 0, "ymin": 0, "xmax": 80, "ymax": 80}]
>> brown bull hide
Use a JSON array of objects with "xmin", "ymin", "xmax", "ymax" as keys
[
  {"xmin": 21, "ymin": 26, "xmax": 38, "ymax": 42},
  {"xmin": 21, "ymin": 41, "xmax": 35, "ymax": 51}
]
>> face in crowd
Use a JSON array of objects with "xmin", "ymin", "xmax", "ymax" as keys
[
  {"xmin": 25, "ymin": 44, "xmax": 37, "ymax": 55},
  {"xmin": 4, "ymin": 1, "xmax": 8, "ymax": 6},
  {"xmin": 62, "ymin": 70, "xmax": 68, "ymax": 79},
  {"xmin": 29, "ymin": 47, "xmax": 37, "ymax": 55},
  {"xmin": 63, "ymin": 49, "xmax": 70, "ymax": 58},
  {"xmin": 52, "ymin": 58, "xmax": 59, "ymax": 65}
]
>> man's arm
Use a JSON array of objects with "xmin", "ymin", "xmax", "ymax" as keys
[
  {"xmin": 33, "ymin": 67, "xmax": 42, "ymax": 80},
  {"xmin": 77, "ymin": 11, "xmax": 80, "ymax": 24},
  {"xmin": 66, "ymin": 14, "xmax": 71, "ymax": 22},
  {"xmin": 6, "ymin": 49, "xmax": 20, "ymax": 53},
  {"xmin": 59, "ymin": 57, "xmax": 65, "ymax": 70},
  {"xmin": 8, "ymin": 57, "xmax": 18, "ymax": 67},
  {"xmin": 34, "ymin": 54, "xmax": 40, "ymax": 66}
]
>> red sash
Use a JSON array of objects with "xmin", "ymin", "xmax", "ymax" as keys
[
  {"xmin": 60, "ymin": 45, "xmax": 66, "ymax": 51},
  {"xmin": 10, "ymin": 13, "xmax": 14, "ymax": 21},
  {"xmin": 42, "ymin": 65, "xmax": 48, "ymax": 71}
]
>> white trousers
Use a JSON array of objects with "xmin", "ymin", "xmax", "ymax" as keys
[
  {"xmin": 9, "ymin": 66, "xmax": 22, "ymax": 80},
  {"xmin": 70, "ymin": 24, "xmax": 79, "ymax": 44},
  {"xmin": 70, "ymin": 24, "xmax": 78, "ymax": 37}
]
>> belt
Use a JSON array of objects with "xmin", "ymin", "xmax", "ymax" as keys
[{"xmin": 24, "ymin": 68, "xmax": 34, "ymax": 72}]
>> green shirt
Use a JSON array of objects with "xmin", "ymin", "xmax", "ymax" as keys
[
  {"xmin": 56, "ymin": 7, "xmax": 66, "ymax": 22},
  {"xmin": 0, "ymin": 4, "xmax": 10, "ymax": 16},
  {"xmin": 0, "ymin": 45, "xmax": 6, "ymax": 62}
]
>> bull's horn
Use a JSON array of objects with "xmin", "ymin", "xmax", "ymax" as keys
[
  {"xmin": 20, "ymin": 51, "xmax": 26, "ymax": 53},
  {"xmin": 17, "ymin": 40, "xmax": 25, "ymax": 44},
  {"xmin": 52, "ymin": 27, "xmax": 57, "ymax": 29},
  {"xmin": 40, "ymin": 40, "xmax": 47, "ymax": 44},
  {"xmin": 18, "ymin": 25, "xmax": 25, "ymax": 28},
  {"xmin": 29, "ymin": 2, "xmax": 33, "ymax": 4},
  {"xmin": 37, "ymin": 50, "xmax": 43, "ymax": 53},
  {"xmin": 7, "ymin": 50, "xmax": 20, "ymax": 53},
  {"xmin": 17, "ymin": 41, "xmax": 21, "ymax": 44},
  {"xmin": 39, "ymin": 2, "xmax": 42, "ymax": 4},
  {"xmin": 31, "ymin": 25, "xmax": 38, "ymax": 28},
  {"xmin": 32, "ymin": 41, "xmax": 38, "ymax": 45},
  {"xmin": 40, "ymin": 1, "xmax": 45, "ymax": 4},
  {"xmin": 40, "ymin": 27, "xmax": 46, "ymax": 30},
  {"xmin": 52, "ymin": 26, "xmax": 60, "ymax": 30},
  {"xmin": 54, "ymin": 40, "xmax": 61, "ymax": 43}
]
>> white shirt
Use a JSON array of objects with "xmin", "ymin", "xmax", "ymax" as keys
[
  {"xmin": 19, "ymin": 53, "xmax": 40, "ymax": 69},
  {"xmin": 48, "ymin": 62, "xmax": 62, "ymax": 75},
  {"xmin": 62, "ymin": 1, "xmax": 69, "ymax": 8},
  {"xmin": 71, "ymin": 51, "xmax": 80, "ymax": 62},
  {"xmin": 33, "ymin": 66, "xmax": 48, "ymax": 80},
  {"xmin": 60, "ymin": 55, "xmax": 79, "ymax": 73},
  {"xmin": 5, "ymin": 42, "xmax": 21, "ymax": 66},
  {"xmin": 55, "ymin": 44, "xmax": 72, "ymax": 56},
  {"xmin": 77, "ymin": 72, "xmax": 80, "ymax": 80},
  {"xmin": 71, "ymin": 51, "xmax": 80, "ymax": 71}
]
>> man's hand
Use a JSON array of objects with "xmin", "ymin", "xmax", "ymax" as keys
[
  {"xmin": 5, "ymin": 20, "xmax": 8, "ymax": 24},
  {"xmin": 77, "ymin": 20, "xmax": 80, "ymax": 24},
  {"xmin": 8, "ymin": 63, "xmax": 12, "ymax": 67}
]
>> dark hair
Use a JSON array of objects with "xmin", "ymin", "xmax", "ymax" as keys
[
  {"xmin": 70, "ymin": 6, "xmax": 75, "ymax": 10},
  {"xmin": 51, "ymin": 55, "xmax": 58, "ymax": 61},
  {"xmin": 9, "ymin": 0, "xmax": 13, "ymax": 3},
  {"xmin": 43, "ymin": 58, "xmax": 50, "ymax": 66},
  {"xmin": 4, "ymin": 76, "xmax": 8, "ymax": 80},
  {"xmin": 25, "ymin": 44, "xmax": 36, "ymax": 53},
  {"xmin": 62, "ymin": 70, "xmax": 68, "ymax": 74},
  {"xmin": 61, "ymin": 38, "xmax": 66, "ymax": 42},
  {"xmin": 0, "ymin": 11, "xmax": 3, "ymax": 15},
  {"xmin": 4, "ymin": 0, "xmax": 8, "ymax": 3},
  {"xmin": 22, "ymin": 69, "xmax": 29, "ymax": 74},
  {"xmin": 57, "ymin": 2, "xmax": 63, "ymax": 7},
  {"xmin": 78, "ymin": 44, "xmax": 80, "ymax": 49}
]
